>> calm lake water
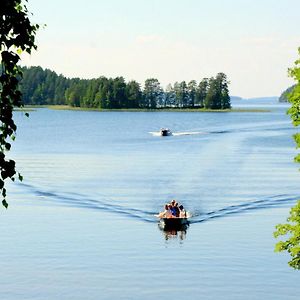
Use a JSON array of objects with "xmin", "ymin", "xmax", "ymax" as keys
[{"xmin": 1, "ymin": 101, "xmax": 300, "ymax": 299}]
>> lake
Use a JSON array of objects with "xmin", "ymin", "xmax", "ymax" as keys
[{"xmin": 1, "ymin": 101, "xmax": 300, "ymax": 299}]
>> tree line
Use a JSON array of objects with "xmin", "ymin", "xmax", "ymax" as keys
[{"xmin": 19, "ymin": 66, "xmax": 231, "ymax": 109}]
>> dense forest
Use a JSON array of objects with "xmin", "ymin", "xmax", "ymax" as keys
[{"xmin": 19, "ymin": 66, "xmax": 231, "ymax": 109}]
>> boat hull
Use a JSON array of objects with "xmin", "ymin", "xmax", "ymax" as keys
[{"xmin": 161, "ymin": 218, "xmax": 189, "ymax": 229}]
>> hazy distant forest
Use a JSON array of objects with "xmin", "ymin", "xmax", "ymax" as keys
[{"xmin": 20, "ymin": 66, "xmax": 231, "ymax": 109}]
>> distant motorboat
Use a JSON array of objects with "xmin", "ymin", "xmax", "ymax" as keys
[{"xmin": 160, "ymin": 128, "xmax": 172, "ymax": 136}]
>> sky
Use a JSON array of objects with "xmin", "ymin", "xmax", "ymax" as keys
[{"xmin": 22, "ymin": 0, "xmax": 300, "ymax": 98}]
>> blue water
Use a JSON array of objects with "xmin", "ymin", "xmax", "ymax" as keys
[{"xmin": 1, "ymin": 103, "xmax": 300, "ymax": 299}]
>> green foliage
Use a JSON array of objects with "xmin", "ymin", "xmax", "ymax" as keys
[
  {"xmin": 287, "ymin": 49, "xmax": 300, "ymax": 127},
  {"xmin": 19, "ymin": 66, "xmax": 231, "ymax": 110},
  {"xmin": 195, "ymin": 78, "xmax": 208, "ymax": 108},
  {"xmin": 204, "ymin": 73, "xmax": 231, "ymax": 109},
  {"xmin": 0, "ymin": 0, "xmax": 38, "ymax": 207},
  {"xmin": 142, "ymin": 78, "xmax": 163, "ymax": 109},
  {"xmin": 279, "ymin": 85, "xmax": 296, "ymax": 103},
  {"xmin": 20, "ymin": 66, "xmax": 69, "ymax": 105},
  {"xmin": 187, "ymin": 80, "xmax": 197, "ymax": 107},
  {"xmin": 274, "ymin": 201, "xmax": 300, "ymax": 269},
  {"xmin": 274, "ymin": 47, "xmax": 300, "ymax": 268},
  {"xmin": 125, "ymin": 80, "xmax": 141, "ymax": 108}
]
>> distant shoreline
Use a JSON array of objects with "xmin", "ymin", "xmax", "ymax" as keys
[{"xmin": 21, "ymin": 105, "xmax": 270, "ymax": 113}]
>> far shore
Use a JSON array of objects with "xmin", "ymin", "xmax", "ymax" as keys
[{"xmin": 22, "ymin": 105, "xmax": 270, "ymax": 113}]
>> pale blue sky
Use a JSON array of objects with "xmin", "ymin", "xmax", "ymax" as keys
[{"xmin": 23, "ymin": 0, "xmax": 300, "ymax": 97}]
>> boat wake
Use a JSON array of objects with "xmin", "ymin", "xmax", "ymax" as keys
[
  {"xmin": 190, "ymin": 194, "xmax": 299, "ymax": 224},
  {"xmin": 17, "ymin": 183, "xmax": 157, "ymax": 223},
  {"xmin": 149, "ymin": 120, "xmax": 293, "ymax": 138},
  {"xmin": 15, "ymin": 183, "xmax": 300, "ymax": 225},
  {"xmin": 149, "ymin": 131, "xmax": 206, "ymax": 137}
]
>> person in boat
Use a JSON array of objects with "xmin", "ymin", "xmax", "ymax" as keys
[
  {"xmin": 164, "ymin": 204, "xmax": 173, "ymax": 218},
  {"xmin": 170, "ymin": 200, "xmax": 180, "ymax": 217},
  {"xmin": 157, "ymin": 200, "xmax": 187, "ymax": 219},
  {"xmin": 179, "ymin": 205, "xmax": 187, "ymax": 218},
  {"xmin": 157, "ymin": 204, "xmax": 173, "ymax": 218}
]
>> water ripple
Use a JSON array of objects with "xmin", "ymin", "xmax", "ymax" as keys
[
  {"xmin": 190, "ymin": 194, "xmax": 299, "ymax": 223},
  {"xmin": 18, "ymin": 182, "xmax": 157, "ymax": 223},
  {"xmin": 17, "ymin": 183, "xmax": 300, "ymax": 225}
]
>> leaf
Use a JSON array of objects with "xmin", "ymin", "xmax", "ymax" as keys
[
  {"xmin": 0, "ymin": 0, "xmax": 39, "ymax": 208},
  {"xmin": 2, "ymin": 188, "xmax": 6, "ymax": 198},
  {"xmin": 18, "ymin": 173, "xmax": 23, "ymax": 182},
  {"xmin": 2, "ymin": 199, "xmax": 8, "ymax": 209},
  {"xmin": 5, "ymin": 142, "xmax": 11, "ymax": 151}
]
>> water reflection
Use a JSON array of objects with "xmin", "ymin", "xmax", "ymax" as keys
[{"xmin": 158, "ymin": 221, "xmax": 189, "ymax": 242}]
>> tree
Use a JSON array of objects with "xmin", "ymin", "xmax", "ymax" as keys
[
  {"xmin": 173, "ymin": 82, "xmax": 180, "ymax": 107},
  {"xmin": 165, "ymin": 83, "xmax": 176, "ymax": 107},
  {"xmin": 19, "ymin": 66, "xmax": 70, "ymax": 105},
  {"xmin": 187, "ymin": 80, "xmax": 197, "ymax": 108},
  {"xmin": 112, "ymin": 77, "xmax": 126, "ymax": 108},
  {"xmin": 125, "ymin": 80, "xmax": 141, "ymax": 108},
  {"xmin": 0, "ymin": 0, "xmax": 39, "ymax": 207},
  {"xmin": 142, "ymin": 78, "xmax": 163, "ymax": 109},
  {"xmin": 83, "ymin": 79, "xmax": 99, "ymax": 107},
  {"xmin": 274, "ymin": 202, "xmax": 300, "ymax": 269},
  {"xmin": 274, "ymin": 47, "xmax": 300, "ymax": 269},
  {"xmin": 204, "ymin": 77, "xmax": 219, "ymax": 109},
  {"xmin": 65, "ymin": 78, "xmax": 82, "ymax": 107},
  {"xmin": 177, "ymin": 81, "xmax": 189, "ymax": 108},
  {"xmin": 215, "ymin": 72, "xmax": 231, "ymax": 109},
  {"xmin": 202, "ymin": 74, "xmax": 231, "ymax": 109},
  {"xmin": 196, "ymin": 78, "xmax": 208, "ymax": 108}
]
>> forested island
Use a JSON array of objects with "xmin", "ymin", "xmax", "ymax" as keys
[
  {"xmin": 279, "ymin": 85, "xmax": 295, "ymax": 102},
  {"xmin": 19, "ymin": 66, "xmax": 231, "ymax": 110}
]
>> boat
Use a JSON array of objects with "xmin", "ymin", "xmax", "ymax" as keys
[
  {"xmin": 160, "ymin": 217, "xmax": 189, "ymax": 230},
  {"xmin": 160, "ymin": 128, "xmax": 172, "ymax": 136}
]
